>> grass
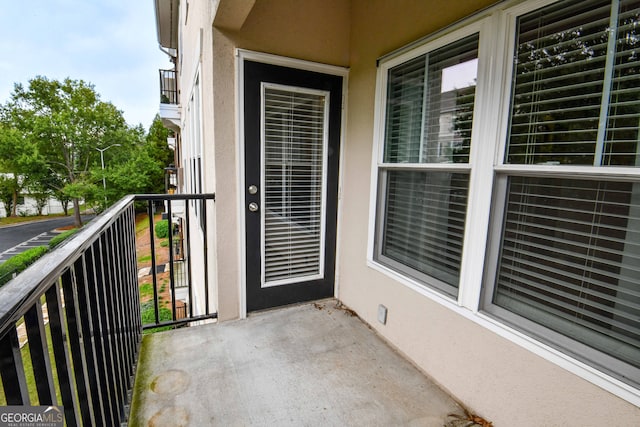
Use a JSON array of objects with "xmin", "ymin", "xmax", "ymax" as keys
[
  {"xmin": 0, "ymin": 212, "xmax": 169, "ymax": 406},
  {"xmin": 0, "ymin": 203, "xmax": 90, "ymax": 226},
  {"xmin": 140, "ymin": 301, "xmax": 173, "ymax": 334},
  {"xmin": 138, "ymin": 254, "xmax": 152, "ymax": 263},
  {"xmin": 0, "ymin": 213, "xmax": 66, "ymax": 226},
  {"xmin": 135, "ymin": 214, "xmax": 150, "ymax": 234},
  {"xmin": 139, "ymin": 282, "xmax": 154, "ymax": 300}
]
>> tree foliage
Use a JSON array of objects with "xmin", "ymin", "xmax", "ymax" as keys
[
  {"xmin": 99, "ymin": 116, "xmax": 174, "ymax": 205},
  {"xmin": 0, "ymin": 175, "xmax": 20, "ymax": 217},
  {"xmin": 0, "ymin": 78, "xmax": 173, "ymax": 221},
  {"xmin": 146, "ymin": 115, "xmax": 174, "ymax": 170},
  {"xmin": 1, "ymin": 77, "xmax": 131, "ymax": 226},
  {"xmin": 0, "ymin": 126, "xmax": 36, "ymax": 216}
]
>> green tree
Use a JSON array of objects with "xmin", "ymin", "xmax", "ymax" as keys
[
  {"xmin": 98, "ymin": 116, "xmax": 174, "ymax": 202},
  {"xmin": 146, "ymin": 115, "xmax": 174, "ymax": 171},
  {"xmin": 1, "ymin": 77, "xmax": 130, "ymax": 227},
  {"xmin": 0, "ymin": 125, "xmax": 38, "ymax": 216},
  {"xmin": 0, "ymin": 175, "xmax": 19, "ymax": 217},
  {"xmin": 107, "ymin": 149, "xmax": 162, "ymax": 195},
  {"xmin": 26, "ymin": 180, "xmax": 51, "ymax": 215}
]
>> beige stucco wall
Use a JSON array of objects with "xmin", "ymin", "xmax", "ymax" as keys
[
  {"xmin": 176, "ymin": 0, "xmax": 220, "ymax": 316},
  {"xmin": 176, "ymin": 0, "xmax": 640, "ymax": 424},
  {"xmin": 222, "ymin": 0, "xmax": 351, "ymax": 67},
  {"xmin": 339, "ymin": 0, "xmax": 640, "ymax": 426}
]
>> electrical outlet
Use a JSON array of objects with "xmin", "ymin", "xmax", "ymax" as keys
[{"xmin": 377, "ymin": 304, "xmax": 387, "ymax": 325}]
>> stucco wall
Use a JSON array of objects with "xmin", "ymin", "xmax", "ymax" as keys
[
  {"xmin": 338, "ymin": 0, "xmax": 640, "ymax": 425},
  {"xmin": 177, "ymin": 0, "xmax": 219, "ymax": 316},
  {"xmin": 223, "ymin": 0, "xmax": 351, "ymax": 67},
  {"xmin": 178, "ymin": 0, "xmax": 640, "ymax": 423}
]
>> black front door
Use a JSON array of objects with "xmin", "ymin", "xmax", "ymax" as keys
[{"xmin": 244, "ymin": 60, "xmax": 342, "ymax": 312}]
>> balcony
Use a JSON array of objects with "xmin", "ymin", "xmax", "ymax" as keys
[
  {"xmin": 158, "ymin": 69, "xmax": 180, "ymax": 130},
  {"xmin": 0, "ymin": 194, "xmax": 464, "ymax": 426}
]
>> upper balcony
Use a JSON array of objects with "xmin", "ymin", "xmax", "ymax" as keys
[
  {"xmin": 0, "ymin": 193, "xmax": 467, "ymax": 426},
  {"xmin": 158, "ymin": 69, "xmax": 180, "ymax": 130}
]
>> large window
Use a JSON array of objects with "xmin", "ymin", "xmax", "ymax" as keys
[
  {"xmin": 375, "ymin": 33, "xmax": 479, "ymax": 297},
  {"xmin": 372, "ymin": 0, "xmax": 640, "ymax": 393},
  {"xmin": 505, "ymin": 0, "xmax": 640, "ymax": 167},
  {"xmin": 485, "ymin": 0, "xmax": 640, "ymax": 386}
]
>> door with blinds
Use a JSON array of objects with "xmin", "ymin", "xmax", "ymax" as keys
[{"xmin": 243, "ymin": 60, "xmax": 342, "ymax": 312}]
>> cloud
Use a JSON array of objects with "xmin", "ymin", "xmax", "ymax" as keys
[{"xmin": 0, "ymin": 0, "xmax": 172, "ymax": 128}]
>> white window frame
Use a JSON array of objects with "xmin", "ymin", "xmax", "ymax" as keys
[
  {"xmin": 367, "ymin": 0, "xmax": 640, "ymax": 406},
  {"xmin": 184, "ymin": 69, "xmax": 205, "ymax": 229},
  {"xmin": 368, "ymin": 17, "xmax": 495, "ymax": 305},
  {"xmin": 484, "ymin": 0, "xmax": 640, "ymax": 390}
]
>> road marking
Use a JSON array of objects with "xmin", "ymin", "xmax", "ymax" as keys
[{"xmin": 0, "ymin": 231, "xmax": 62, "ymax": 264}]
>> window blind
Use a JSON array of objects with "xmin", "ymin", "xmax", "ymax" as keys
[
  {"xmin": 506, "ymin": 0, "xmax": 640, "ymax": 166},
  {"xmin": 377, "ymin": 33, "xmax": 478, "ymax": 296},
  {"xmin": 494, "ymin": 176, "xmax": 640, "ymax": 370},
  {"xmin": 382, "ymin": 171, "xmax": 469, "ymax": 292},
  {"xmin": 384, "ymin": 34, "xmax": 478, "ymax": 164},
  {"xmin": 262, "ymin": 87, "xmax": 326, "ymax": 285}
]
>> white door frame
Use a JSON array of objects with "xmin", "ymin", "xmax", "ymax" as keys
[{"xmin": 236, "ymin": 49, "xmax": 349, "ymax": 318}]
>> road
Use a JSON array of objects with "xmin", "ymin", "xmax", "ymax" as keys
[{"xmin": 0, "ymin": 215, "xmax": 94, "ymax": 263}]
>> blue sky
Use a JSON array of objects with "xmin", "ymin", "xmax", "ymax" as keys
[{"xmin": 0, "ymin": 1, "xmax": 173, "ymax": 129}]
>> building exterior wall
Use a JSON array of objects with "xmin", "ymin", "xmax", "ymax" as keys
[
  {"xmin": 209, "ymin": 0, "xmax": 351, "ymax": 320},
  {"xmin": 219, "ymin": 0, "xmax": 351, "ymax": 67},
  {"xmin": 338, "ymin": 0, "xmax": 640, "ymax": 425},
  {"xmin": 0, "ymin": 175, "xmax": 66, "ymax": 217},
  {"xmin": 171, "ymin": 0, "xmax": 640, "ymax": 424},
  {"xmin": 0, "ymin": 196, "xmax": 65, "ymax": 217},
  {"xmin": 176, "ymin": 0, "xmax": 219, "ymax": 316}
]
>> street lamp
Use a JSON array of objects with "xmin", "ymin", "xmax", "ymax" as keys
[{"xmin": 96, "ymin": 144, "xmax": 121, "ymax": 205}]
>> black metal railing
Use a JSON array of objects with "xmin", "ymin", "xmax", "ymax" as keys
[
  {"xmin": 159, "ymin": 69, "xmax": 178, "ymax": 104},
  {"xmin": 0, "ymin": 193, "xmax": 215, "ymax": 426},
  {"xmin": 137, "ymin": 194, "xmax": 216, "ymax": 330}
]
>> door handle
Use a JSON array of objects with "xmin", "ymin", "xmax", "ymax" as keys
[{"xmin": 248, "ymin": 202, "xmax": 259, "ymax": 212}]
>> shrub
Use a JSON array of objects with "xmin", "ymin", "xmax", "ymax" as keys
[
  {"xmin": 154, "ymin": 220, "xmax": 169, "ymax": 239},
  {"xmin": 49, "ymin": 228, "xmax": 79, "ymax": 249},
  {"xmin": 0, "ymin": 246, "xmax": 49, "ymax": 287}
]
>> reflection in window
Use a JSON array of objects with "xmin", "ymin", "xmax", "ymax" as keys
[
  {"xmin": 384, "ymin": 34, "xmax": 478, "ymax": 164},
  {"xmin": 494, "ymin": 177, "xmax": 640, "ymax": 373},
  {"xmin": 506, "ymin": 0, "xmax": 640, "ymax": 166},
  {"xmin": 376, "ymin": 34, "xmax": 478, "ymax": 297}
]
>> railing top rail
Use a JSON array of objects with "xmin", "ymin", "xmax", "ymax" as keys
[{"xmin": 135, "ymin": 193, "xmax": 215, "ymax": 201}]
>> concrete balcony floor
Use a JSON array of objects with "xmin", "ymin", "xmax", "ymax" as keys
[{"xmin": 128, "ymin": 300, "xmax": 462, "ymax": 426}]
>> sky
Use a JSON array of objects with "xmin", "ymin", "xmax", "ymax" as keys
[{"xmin": 0, "ymin": 0, "xmax": 173, "ymax": 129}]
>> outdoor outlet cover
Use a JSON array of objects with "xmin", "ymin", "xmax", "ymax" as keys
[{"xmin": 377, "ymin": 304, "xmax": 387, "ymax": 325}]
